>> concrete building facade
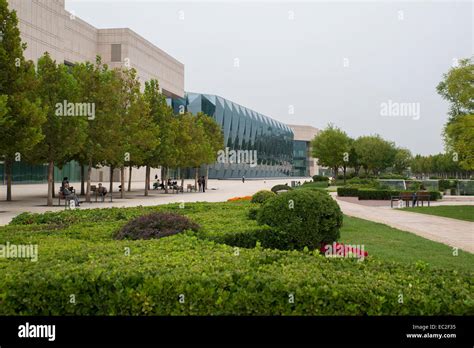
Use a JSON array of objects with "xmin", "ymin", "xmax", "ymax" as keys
[
  {"xmin": 8, "ymin": 0, "xmax": 184, "ymax": 97},
  {"xmin": 288, "ymin": 125, "xmax": 321, "ymax": 177}
]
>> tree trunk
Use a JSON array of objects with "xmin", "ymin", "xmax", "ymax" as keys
[
  {"xmin": 164, "ymin": 167, "xmax": 169, "ymax": 194},
  {"xmin": 52, "ymin": 168, "xmax": 56, "ymax": 198},
  {"xmin": 180, "ymin": 168, "xmax": 184, "ymax": 190},
  {"xmin": 205, "ymin": 165, "xmax": 209, "ymax": 189},
  {"xmin": 145, "ymin": 165, "xmax": 150, "ymax": 196},
  {"xmin": 195, "ymin": 167, "xmax": 199, "ymax": 190},
  {"xmin": 121, "ymin": 167, "xmax": 125, "ymax": 198},
  {"xmin": 80, "ymin": 165, "xmax": 85, "ymax": 195},
  {"xmin": 47, "ymin": 160, "xmax": 54, "ymax": 206},
  {"xmin": 109, "ymin": 166, "xmax": 114, "ymax": 194},
  {"xmin": 86, "ymin": 160, "xmax": 92, "ymax": 203},
  {"xmin": 128, "ymin": 166, "xmax": 132, "ymax": 192},
  {"xmin": 5, "ymin": 158, "xmax": 12, "ymax": 201}
]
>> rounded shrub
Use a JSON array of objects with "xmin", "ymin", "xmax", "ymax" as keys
[
  {"xmin": 115, "ymin": 212, "xmax": 200, "ymax": 240},
  {"xmin": 312, "ymin": 175, "xmax": 329, "ymax": 182},
  {"xmin": 247, "ymin": 206, "xmax": 259, "ymax": 220},
  {"xmin": 257, "ymin": 190, "xmax": 343, "ymax": 250},
  {"xmin": 271, "ymin": 184, "xmax": 292, "ymax": 194},
  {"xmin": 251, "ymin": 190, "xmax": 275, "ymax": 204}
]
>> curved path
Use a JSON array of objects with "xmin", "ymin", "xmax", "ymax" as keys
[{"xmin": 334, "ymin": 194, "xmax": 474, "ymax": 254}]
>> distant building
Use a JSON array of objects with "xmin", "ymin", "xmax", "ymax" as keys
[
  {"xmin": 288, "ymin": 125, "xmax": 321, "ymax": 177},
  {"xmin": 170, "ymin": 93, "xmax": 294, "ymax": 178}
]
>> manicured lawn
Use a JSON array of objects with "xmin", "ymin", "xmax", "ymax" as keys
[
  {"xmin": 0, "ymin": 201, "xmax": 472, "ymax": 315},
  {"xmin": 340, "ymin": 216, "xmax": 474, "ymax": 273},
  {"xmin": 401, "ymin": 205, "xmax": 474, "ymax": 222}
]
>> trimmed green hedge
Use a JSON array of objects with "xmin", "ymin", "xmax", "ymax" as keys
[
  {"xmin": 0, "ymin": 232, "xmax": 471, "ymax": 315},
  {"xmin": 337, "ymin": 188, "xmax": 441, "ymax": 201},
  {"xmin": 2, "ymin": 201, "xmax": 471, "ymax": 315},
  {"xmin": 337, "ymin": 187, "xmax": 359, "ymax": 197},
  {"xmin": 251, "ymin": 190, "xmax": 275, "ymax": 204}
]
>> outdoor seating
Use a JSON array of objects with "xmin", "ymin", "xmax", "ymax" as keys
[
  {"xmin": 172, "ymin": 185, "xmax": 184, "ymax": 194},
  {"xmin": 58, "ymin": 187, "xmax": 73, "ymax": 207},
  {"xmin": 416, "ymin": 191, "xmax": 431, "ymax": 207},
  {"xmin": 391, "ymin": 192, "xmax": 413, "ymax": 208},
  {"xmin": 90, "ymin": 185, "xmax": 98, "ymax": 202}
]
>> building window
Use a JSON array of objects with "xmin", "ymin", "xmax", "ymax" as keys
[{"xmin": 111, "ymin": 44, "xmax": 122, "ymax": 62}]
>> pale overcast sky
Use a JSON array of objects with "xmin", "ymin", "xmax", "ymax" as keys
[{"xmin": 66, "ymin": 0, "xmax": 473, "ymax": 155}]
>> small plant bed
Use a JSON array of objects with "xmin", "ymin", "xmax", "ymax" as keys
[{"xmin": 401, "ymin": 205, "xmax": 474, "ymax": 222}]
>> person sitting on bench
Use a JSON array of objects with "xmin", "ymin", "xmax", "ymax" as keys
[
  {"xmin": 97, "ymin": 183, "xmax": 107, "ymax": 201},
  {"xmin": 61, "ymin": 181, "xmax": 80, "ymax": 207}
]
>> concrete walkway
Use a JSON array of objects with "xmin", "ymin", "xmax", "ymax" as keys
[{"xmin": 334, "ymin": 194, "xmax": 474, "ymax": 253}]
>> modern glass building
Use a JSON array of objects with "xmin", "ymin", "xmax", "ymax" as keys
[{"xmin": 170, "ymin": 93, "xmax": 294, "ymax": 178}]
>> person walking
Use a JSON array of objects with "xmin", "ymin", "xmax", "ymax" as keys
[
  {"xmin": 201, "ymin": 176, "xmax": 206, "ymax": 193},
  {"xmin": 198, "ymin": 176, "xmax": 202, "ymax": 192},
  {"xmin": 242, "ymin": 176, "xmax": 245, "ymax": 183}
]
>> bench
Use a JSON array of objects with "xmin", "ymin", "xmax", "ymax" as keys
[
  {"xmin": 415, "ymin": 191, "xmax": 431, "ymax": 207},
  {"xmin": 58, "ymin": 187, "xmax": 74, "ymax": 207},
  {"xmin": 391, "ymin": 192, "xmax": 413, "ymax": 208},
  {"xmin": 172, "ymin": 185, "xmax": 183, "ymax": 194},
  {"xmin": 90, "ymin": 185, "xmax": 98, "ymax": 202}
]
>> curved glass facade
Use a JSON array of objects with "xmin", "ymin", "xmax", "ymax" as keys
[{"xmin": 170, "ymin": 93, "xmax": 294, "ymax": 178}]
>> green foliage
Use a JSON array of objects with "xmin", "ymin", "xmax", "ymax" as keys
[
  {"xmin": 402, "ymin": 205, "xmax": 474, "ymax": 222},
  {"xmin": 297, "ymin": 181, "xmax": 329, "ymax": 190},
  {"xmin": 270, "ymin": 184, "xmax": 292, "ymax": 193},
  {"xmin": 393, "ymin": 148, "xmax": 412, "ymax": 174},
  {"xmin": 436, "ymin": 57, "xmax": 474, "ymax": 121},
  {"xmin": 247, "ymin": 206, "xmax": 259, "ymax": 220},
  {"xmin": 311, "ymin": 124, "xmax": 351, "ymax": 176},
  {"xmin": 346, "ymin": 177, "xmax": 380, "ymax": 188},
  {"xmin": 0, "ymin": 1, "xmax": 46, "ymax": 200},
  {"xmin": 197, "ymin": 112, "xmax": 224, "ymax": 164},
  {"xmin": 438, "ymin": 179, "xmax": 457, "ymax": 191},
  {"xmin": 337, "ymin": 187, "xmax": 359, "ymax": 197},
  {"xmin": 356, "ymin": 189, "xmax": 441, "ymax": 201},
  {"xmin": 2, "ymin": 201, "xmax": 473, "ymax": 315},
  {"xmin": 411, "ymin": 152, "xmax": 468, "ymax": 177},
  {"xmin": 312, "ymin": 175, "xmax": 329, "ymax": 182},
  {"xmin": 251, "ymin": 190, "xmax": 275, "ymax": 204},
  {"xmin": 337, "ymin": 188, "xmax": 441, "ymax": 201},
  {"xmin": 257, "ymin": 190, "xmax": 343, "ymax": 250},
  {"xmin": 353, "ymin": 135, "xmax": 397, "ymax": 175},
  {"xmin": 444, "ymin": 115, "xmax": 474, "ymax": 171},
  {"xmin": 436, "ymin": 57, "xmax": 474, "ymax": 171}
]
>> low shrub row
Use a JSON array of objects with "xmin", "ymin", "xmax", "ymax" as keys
[
  {"xmin": 251, "ymin": 190, "xmax": 275, "ymax": 204},
  {"xmin": 312, "ymin": 175, "xmax": 329, "ymax": 182},
  {"xmin": 337, "ymin": 187, "xmax": 360, "ymax": 197},
  {"xmin": 0, "ymin": 232, "xmax": 471, "ymax": 315},
  {"xmin": 337, "ymin": 188, "xmax": 441, "ymax": 201}
]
